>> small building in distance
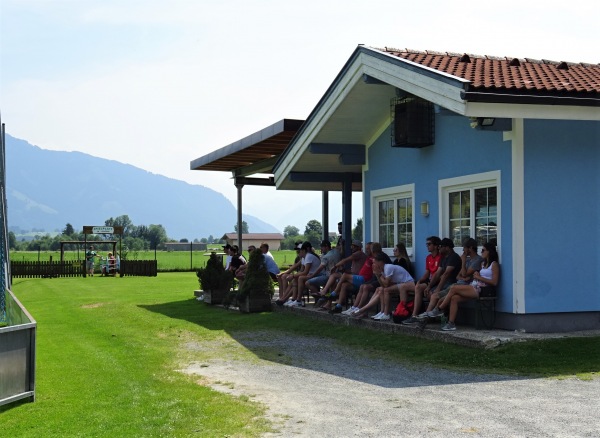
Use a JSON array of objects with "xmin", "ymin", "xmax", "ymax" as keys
[
  {"xmin": 221, "ymin": 233, "xmax": 284, "ymax": 251},
  {"xmin": 164, "ymin": 242, "xmax": 207, "ymax": 252}
]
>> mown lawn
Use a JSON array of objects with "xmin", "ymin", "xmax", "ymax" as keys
[{"xmin": 2, "ymin": 273, "xmax": 599, "ymax": 437}]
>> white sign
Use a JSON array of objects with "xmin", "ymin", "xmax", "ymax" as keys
[{"xmin": 92, "ymin": 226, "xmax": 114, "ymax": 234}]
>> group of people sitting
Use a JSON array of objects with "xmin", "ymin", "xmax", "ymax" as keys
[
  {"xmin": 273, "ymin": 235, "xmax": 499, "ymax": 331},
  {"xmin": 222, "ymin": 242, "xmax": 281, "ymax": 288}
]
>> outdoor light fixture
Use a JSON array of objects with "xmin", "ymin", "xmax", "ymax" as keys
[
  {"xmin": 420, "ymin": 201, "xmax": 430, "ymax": 217},
  {"xmin": 479, "ymin": 118, "xmax": 495, "ymax": 127}
]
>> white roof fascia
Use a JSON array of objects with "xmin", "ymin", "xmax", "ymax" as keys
[
  {"xmin": 464, "ymin": 102, "xmax": 600, "ymax": 121},
  {"xmin": 364, "ymin": 49, "xmax": 469, "ymax": 114},
  {"xmin": 274, "ymin": 56, "xmax": 366, "ymax": 185},
  {"xmin": 274, "ymin": 48, "xmax": 471, "ymax": 185}
]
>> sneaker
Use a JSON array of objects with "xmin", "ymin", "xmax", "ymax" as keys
[
  {"xmin": 441, "ymin": 322, "xmax": 456, "ymax": 331},
  {"xmin": 329, "ymin": 305, "xmax": 343, "ymax": 314},
  {"xmin": 288, "ymin": 300, "xmax": 302, "ymax": 308},
  {"xmin": 275, "ymin": 300, "xmax": 285, "ymax": 307},
  {"xmin": 341, "ymin": 308, "xmax": 354, "ymax": 315},
  {"xmin": 371, "ymin": 312, "xmax": 384, "ymax": 320},
  {"xmin": 416, "ymin": 312, "xmax": 429, "ymax": 319},
  {"xmin": 402, "ymin": 316, "xmax": 419, "ymax": 325},
  {"xmin": 378, "ymin": 314, "xmax": 391, "ymax": 321},
  {"xmin": 428, "ymin": 308, "xmax": 443, "ymax": 318}
]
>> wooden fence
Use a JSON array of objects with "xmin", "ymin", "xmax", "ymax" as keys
[
  {"xmin": 120, "ymin": 260, "xmax": 157, "ymax": 277},
  {"xmin": 11, "ymin": 260, "xmax": 157, "ymax": 278},
  {"xmin": 11, "ymin": 261, "xmax": 84, "ymax": 278}
]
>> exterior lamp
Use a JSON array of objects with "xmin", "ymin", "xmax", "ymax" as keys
[{"xmin": 420, "ymin": 201, "xmax": 430, "ymax": 217}]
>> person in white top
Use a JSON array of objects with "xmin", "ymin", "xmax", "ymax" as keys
[
  {"xmin": 352, "ymin": 253, "xmax": 414, "ymax": 321},
  {"xmin": 437, "ymin": 241, "xmax": 500, "ymax": 331},
  {"xmin": 282, "ymin": 241, "xmax": 321, "ymax": 307}
]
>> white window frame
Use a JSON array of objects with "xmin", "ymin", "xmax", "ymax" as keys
[
  {"xmin": 438, "ymin": 171, "xmax": 501, "ymax": 257},
  {"xmin": 370, "ymin": 184, "xmax": 415, "ymax": 257}
]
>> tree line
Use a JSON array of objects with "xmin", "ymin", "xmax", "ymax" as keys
[
  {"xmin": 8, "ymin": 215, "xmax": 363, "ymax": 252},
  {"xmin": 8, "ymin": 215, "xmax": 169, "ymax": 251}
]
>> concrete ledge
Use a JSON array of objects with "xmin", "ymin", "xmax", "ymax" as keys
[{"xmin": 270, "ymin": 302, "xmax": 600, "ymax": 349}]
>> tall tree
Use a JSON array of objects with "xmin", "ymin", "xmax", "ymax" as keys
[
  {"xmin": 283, "ymin": 225, "xmax": 300, "ymax": 238},
  {"xmin": 352, "ymin": 218, "xmax": 363, "ymax": 241},
  {"xmin": 62, "ymin": 223, "xmax": 75, "ymax": 235},
  {"xmin": 234, "ymin": 221, "xmax": 249, "ymax": 234},
  {"xmin": 146, "ymin": 224, "xmax": 168, "ymax": 249},
  {"xmin": 105, "ymin": 215, "xmax": 134, "ymax": 236},
  {"xmin": 304, "ymin": 219, "xmax": 323, "ymax": 236}
]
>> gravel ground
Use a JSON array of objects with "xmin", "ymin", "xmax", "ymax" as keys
[{"xmin": 181, "ymin": 332, "xmax": 600, "ymax": 437}]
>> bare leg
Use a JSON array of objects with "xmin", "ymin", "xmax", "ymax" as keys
[
  {"xmin": 320, "ymin": 273, "xmax": 341, "ymax": 296},
  {"xmin": 412, "ymin": 283, "xmax": 427, "ymax": 316},
  {"xmin": 355, "ymin": 284, "xmax": 375, "ymax": 308},
  {"xmin": 355, "ymin": 288, "xmax": 383, "ymax": 316}
]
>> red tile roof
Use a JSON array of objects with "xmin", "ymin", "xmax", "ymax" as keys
[{"xmin": 379, "ymin": 48, "xmax": 600, "ymax": 97}]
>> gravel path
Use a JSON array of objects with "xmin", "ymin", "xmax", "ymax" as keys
[{"xmin": 181, "ymin": 332, "xmax": 600, "ymax": 437}]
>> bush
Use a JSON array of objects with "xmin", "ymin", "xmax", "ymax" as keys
[
  {"xmin": 238, "ymin": 249, "xmax": 274, "ymax": 299},
  {"xmin": 196, "ymin": 253, "xmax": 232, "ymax": 291}
]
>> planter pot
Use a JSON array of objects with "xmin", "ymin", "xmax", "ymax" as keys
[
  {"xmin": 239, "ymin": 294, "xmax": 273, "ymax": 313},
  {"xmin": 203, "ymin": 288, "xmax": 229, "ymax": 305}
]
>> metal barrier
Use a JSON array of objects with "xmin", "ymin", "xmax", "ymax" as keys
[{"xmin": 0, "ymin": 289, "xmax": 36, "ymax": 406}]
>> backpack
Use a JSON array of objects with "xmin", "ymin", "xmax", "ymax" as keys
[{"xmin": 392, "ymin": 300, "xmax": 414, "ymax": 323}]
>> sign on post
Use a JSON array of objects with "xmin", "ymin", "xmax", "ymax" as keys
[{"xmin": 83, "ymin": 226, "xmax": 124, "ymax": 235}]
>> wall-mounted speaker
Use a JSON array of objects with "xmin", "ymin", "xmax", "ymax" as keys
[{"xmin": 391, "ymin": 96, "xmax": 435, "ymax": 148}]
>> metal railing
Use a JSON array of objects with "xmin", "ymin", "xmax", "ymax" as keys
[{"xmin": 0, "ymin": 289, "xmax": 36, "ymax": 406}]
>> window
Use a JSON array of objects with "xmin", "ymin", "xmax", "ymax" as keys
[
  {"xmin": 440, "ymin": 172, "xmax": 500, "ymax": 249},
  {"xmin": 371, "ymin": 185, "xmax": 414, "ymax": 255}
]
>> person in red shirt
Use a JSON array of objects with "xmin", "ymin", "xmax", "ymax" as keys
[{"xmin": 401, "ymin": 236, "xmax": 442, "ymax": 325}]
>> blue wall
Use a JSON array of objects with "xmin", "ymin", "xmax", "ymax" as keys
[
  {"xmin": 523, "ymin": 119, "xmax": 600, "ymax": 313},
  {"xmin": 364, "ymin": 111, "xmax": 513, "ymax": 311}
]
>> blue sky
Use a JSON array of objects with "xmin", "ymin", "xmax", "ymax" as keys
[{"xmin": 1, "ymin": 0, "xmax": 597, "ymax": 232}]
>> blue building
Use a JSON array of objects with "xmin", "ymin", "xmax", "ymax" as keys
[{"xmin": 272, "ymin": 46, "xmax": 600, "ymax": 332}]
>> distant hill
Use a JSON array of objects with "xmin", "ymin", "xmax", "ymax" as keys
[{"xmin": 5, "ymin": 134, "xmax": 279, "ymax": 240}]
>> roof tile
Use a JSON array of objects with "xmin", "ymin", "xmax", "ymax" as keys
[{"xmin": 378, "ymin": 48, "xmax": 600, "ymax": 95}]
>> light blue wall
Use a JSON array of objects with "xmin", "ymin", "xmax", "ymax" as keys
[
  {"xmin": 364, "ymin": 111, "xmax": 513, "ymax": 312},
  {"xmin": 523, "ymin": 119, "xmax": 600, "ymax": 313}
]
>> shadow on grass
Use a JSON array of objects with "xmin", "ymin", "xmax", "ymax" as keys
[{"xmin": 139, "ymin": 298, "xmax": 530, "ymax": 388}]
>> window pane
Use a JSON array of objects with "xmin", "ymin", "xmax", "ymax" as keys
[
  {"xmin": 449, "ymin": 190, "xmax": 470, "ymax": 246},
  {"xmin": 396, "ymin": 197, "xmax": 413, "ymax": 250},
  {"xmin": 475, "ymin": 187, "xmax": 497, "ymax": 245},
  {"xmin": 378, "ymin": 200, "xmax": 394, "ymax": 248}
]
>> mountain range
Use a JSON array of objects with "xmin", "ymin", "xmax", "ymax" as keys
[{"xmin": 4, "ymin": 134, "xmax": 279, "ymax": 240}]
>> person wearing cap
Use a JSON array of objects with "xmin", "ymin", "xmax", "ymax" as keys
[
  {"xmin": 281, "ymin": 241, "xmax": 322, "ymax": 307},
  {"xmin": 222, "ymin": 243, "xmax": 233, "ymax": 270},
  {"xmin": 306, "ymin": 239, "xmax": 341, "ymax": 301},
  {"xmin": 314, "ymin": 240, "xmax": 366, "ymax": 307},
  {"xmin": 227, "ymin": 245, "xmax": 246, "ymax": 273},
  {"xmin": 275, "ymin": 241, "xmax": 303, "ymax": 305},
  {"xmin": 401, "ymin": 236, "xmax": 442, "ymax": 325},
  {"xmin": 416, "ymin": 237, "xmax": 462, "ymax": 319}
]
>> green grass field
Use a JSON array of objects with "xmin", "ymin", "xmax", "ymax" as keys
[
  {"xmin": 2, "ymin": 273, "xmax": 599, "ymax": 437},
  {"xmin": 10, "ymin": 250, "xmax": 299, "ymax": 272}
]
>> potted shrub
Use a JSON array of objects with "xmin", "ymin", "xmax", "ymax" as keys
[
  {"xmin": 196, "ymin": 252, "xmax": 233, "ymax": 304},
  {"xmin": 237, "ymin": 248, "xmax": 274, "ymax": 313}
]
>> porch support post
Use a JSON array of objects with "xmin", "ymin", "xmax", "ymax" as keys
[
  {"xmin": 321, "ymin": 191, "xmax": 329, "ymax": 242},
  {"xmin": 235, "ymin": 181, "xmax": 244, "ymax": 250},
  {"xmin": 341, "ymin": 174, "xmax": 353, "ymax": 257}
]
